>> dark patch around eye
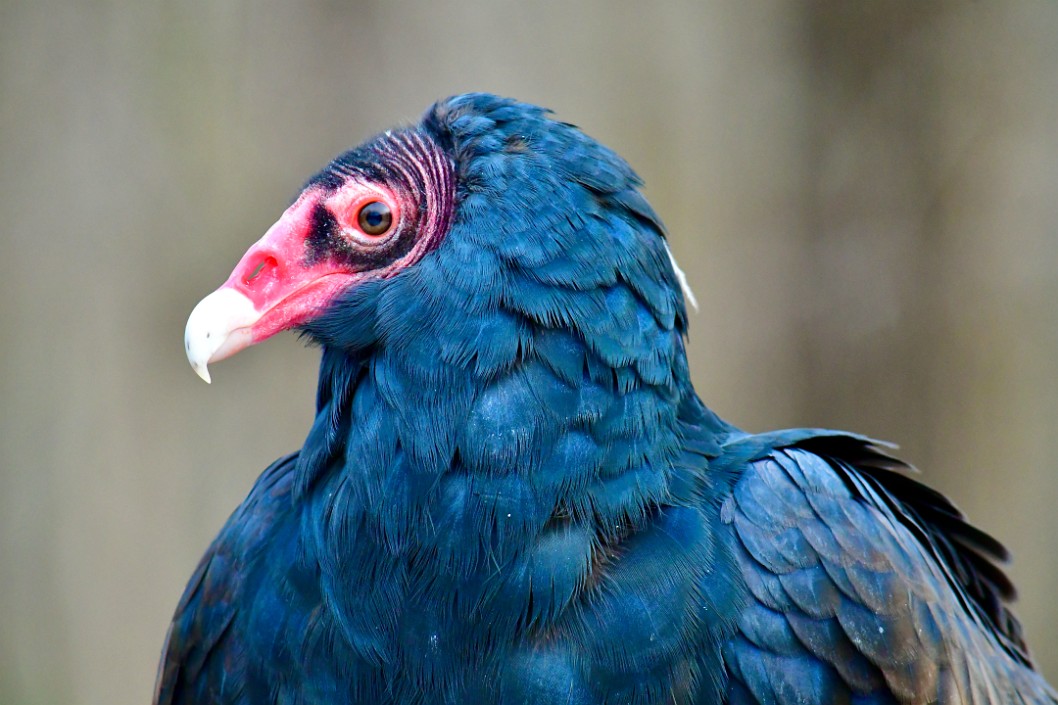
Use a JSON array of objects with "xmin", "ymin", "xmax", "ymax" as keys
[
  {"xmin": 300, "ymin": 126, "xmax": 455, "ymax": 275},
  {"xmin": 305, "ymin": 201, "xmax": 416, "ymax": 271},
  {"xmin": 305, "ymin": 202, "xmax": 339, "ymax": 264}
]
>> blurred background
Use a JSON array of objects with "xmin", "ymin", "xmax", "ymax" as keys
[{"xmin": 2, "ymin": 1, "xmax": 1056, "ymax": 703}]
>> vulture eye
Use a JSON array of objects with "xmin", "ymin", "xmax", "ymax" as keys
[{"xmin": 357, "ymin": 201, "xmax": 392, "ymax": 236}]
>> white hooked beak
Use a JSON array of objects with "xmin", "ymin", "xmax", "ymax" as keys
[{"xmin": 184, "ymin": 288, "xmax": 261, "ymax": 383}]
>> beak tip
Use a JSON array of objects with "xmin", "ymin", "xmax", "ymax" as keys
[{"xmin": 194, "ymin": 364, "xmax": 212, "ymax": 384}]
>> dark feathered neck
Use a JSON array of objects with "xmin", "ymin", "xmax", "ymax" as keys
[{"xmin": 292, "ymin": 300, "xmax": 714, "ymax": 548}]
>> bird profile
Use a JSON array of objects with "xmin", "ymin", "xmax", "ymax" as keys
[{"xmin": 161, "ymin": 94, "xmax": 1057, "ymax": 705}]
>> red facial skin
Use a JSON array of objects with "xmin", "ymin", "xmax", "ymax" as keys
[
  {"xmin": 220, "ymin": 182, "xmax": 403, "ymax": 345},
  {"xmin": 186, "ymin": 129, "xmax": 456, "ymax": 382}
]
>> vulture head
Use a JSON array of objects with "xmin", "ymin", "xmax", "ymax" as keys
[{"xmin": 185, "ymin": 93, "xmax": 695, "ymax": 386}]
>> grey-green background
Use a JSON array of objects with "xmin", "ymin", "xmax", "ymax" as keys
[{"xmin": 2, "ymin": 2, "xmax": 1056, "ymax": 704}]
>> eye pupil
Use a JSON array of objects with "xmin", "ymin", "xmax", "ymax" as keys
[{"xmin": 357, "ymin": 201, "xmax": 392, "ymax": 235}]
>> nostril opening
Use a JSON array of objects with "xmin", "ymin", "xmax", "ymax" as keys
[{"xmin": 245, "ymin": 256, "xmax": 278, "ymax": 286}]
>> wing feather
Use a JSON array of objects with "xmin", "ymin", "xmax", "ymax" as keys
[{"xmin": 721, "ymin": 436, "xmax": 1056, "ymax": 704}]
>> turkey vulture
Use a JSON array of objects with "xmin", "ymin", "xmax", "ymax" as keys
[{"xmin": 159, "ymin": 94, "xmax": 1057, "ymax": 704}]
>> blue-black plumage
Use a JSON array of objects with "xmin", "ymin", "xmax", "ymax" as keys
[{"xmin": 162, "ymin": 94, "xmax": 1057, "ymax": 705}]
